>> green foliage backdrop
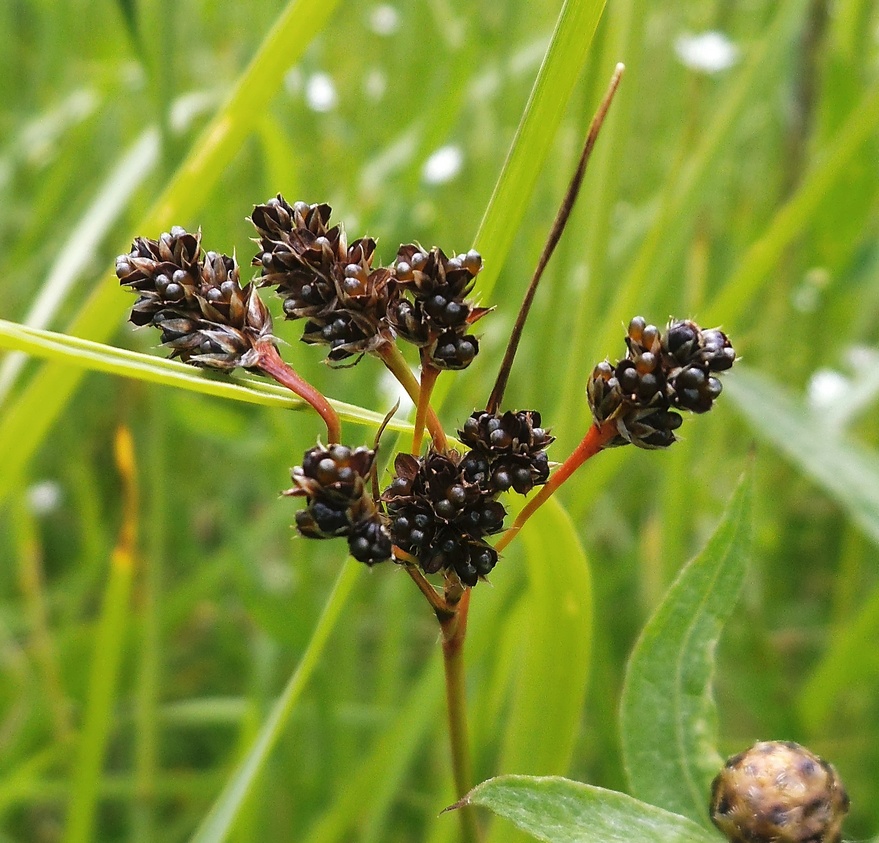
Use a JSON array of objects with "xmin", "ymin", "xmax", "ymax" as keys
[{"xmin": 1, "ymin": 0, "xmax": 878, "ymax": 841}]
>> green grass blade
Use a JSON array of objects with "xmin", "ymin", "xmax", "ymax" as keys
[
  {"xmin": 188, "ymin": 558, "xmax": 360, "ymax": 843},
  {"xmin": 0, "ymin": 320, "xmax": 416, "ymax": 434},
  {"xmin": 725, "ymin": 368, "xmax": 879, "ymax": 545},
  {"xmin": 799, "ymin": 582, "xmax": 879, "ymax": 732},
  {"xmin": 587, "ymin": 0, "xmax": 805, "ymax": 364},
  {"xmin": 486, "ymin": 498, "xmax": 592, "ymax": 843},
  {"xmin": 472, "ymin": 0, "xmax": 607, "ymax": 299},
  {"xmin": 459, "ymin": 776, "xmax": 715, "ymax": 843},
  {"xmin": 63, "ymin": 548, "xmax": 136, "ymax": 842},
  {"xmin": 706, "ymin": 83, "xmax": 879, "ymax": 327},
  {"xmin": 0, "ymin": 0, "xmax": 340, "ymax": 507},
  {"xmin": 620, "ymin": 469, "xmax": 752, "ymax": 825}
]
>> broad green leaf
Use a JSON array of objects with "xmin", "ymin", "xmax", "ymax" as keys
[
  {"xmin": 0, "ymin": 0, "xmax": 340, "ymax": 507},
  {"xmin": 620, "ymin": 469, "xmax": 752, "ymax": 825},
  {"xmin": 188, "ymin": 558, "xmax": 359, "ymax": 843},
  {"xmin": 458, "ymin": 775, "xmax": 716, "ymax": 843},
  {"xmin": 486, "ymin": 497, "xmax": 592, "ymax": 843},
  {"xmin": 0, "ymin": 320, "xmax": 414, "ymax": 433},
  {"xmin": 724, "ymin": 368, "xmax": 879, "ymax": 546}
]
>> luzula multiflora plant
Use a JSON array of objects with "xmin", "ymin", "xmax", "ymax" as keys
[{"xmin": 116, "ymin": 64, "xmax": 737, "ymax": 841}]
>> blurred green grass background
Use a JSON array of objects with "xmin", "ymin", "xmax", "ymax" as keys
[{"xmin": 1, "ymin": 0, "xmax": 879, "ymax": 840}]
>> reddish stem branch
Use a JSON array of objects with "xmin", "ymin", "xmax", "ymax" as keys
[
  {"xmin": 257, "ymin": 342, "xmax": 341, "ymax": 443},
  {"xmin": 495, "ymin": 420, "xmax": 618, "ymax": 552},
  {"xmin": 413, "ymin": 361, "xmax": 441, "ymax": 455},
  {"xmin": 376, "ymin": 343, "xmax": 448, "ymax": 452},
  {"xmin": 439, "ymin": 589, "xmax": 479, "ymax": 843},
  {"xmin": 486, "ymin": 63, "xmax": 626, "ymax": 414}
]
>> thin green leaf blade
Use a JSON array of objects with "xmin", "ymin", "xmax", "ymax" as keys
[
  {"xmin": 460, "ymin": 775, "xmax": 716, "ymax": 843},
  {"xmin": 188, "ymin": 559, "xmax": 360, "ymax": 843},
  {"xmin": 620, "ymin": 469, "xmax": 753, "ymax": 824},
  {"xmin": 486, "ymin": 497, "xmax": 592, "ymax": 843},
  {"xmin": 473, "ymin": 0, "xmax": 607, "ymax": 300},
  {"xmin": 0, "ymin": 320, "xmax": 415, "ymax": 433},
  {"xmin": 724, "ymin": 368, "xmax": 879, "ymax": 546},
  {"xmin": 0, "ymin": 0, "xmax": 340, "ymax": 506}
]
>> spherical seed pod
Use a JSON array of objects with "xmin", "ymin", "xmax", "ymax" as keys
[{"xmin": 710, "ymin": 741, "xmax": 849, "ymax": 843}]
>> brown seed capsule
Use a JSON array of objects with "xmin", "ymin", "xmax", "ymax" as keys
[{"xmin": 710, "ymin": 741, "xmax": 849, "ymax": 843}]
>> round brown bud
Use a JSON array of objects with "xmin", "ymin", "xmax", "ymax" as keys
[{"xmin": 710, "ymin": 741, "xmax": 849, "ymax": 843}]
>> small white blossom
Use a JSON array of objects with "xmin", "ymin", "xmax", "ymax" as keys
[
  {"xmin": 675, "ymin": 31, "xmax": 739, "ymax": 74},
  {"xmin": 422, "ymin": 145, "xmax": 463, "ymax": 185},
  {"xmin": 305, "ymin": 72, "xmax": 338, "ymax": 113}
]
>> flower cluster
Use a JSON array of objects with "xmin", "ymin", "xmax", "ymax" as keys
[
  {"xmin": 283, "ymin": 444, "xmax": 392, "ymax": 565},
  {"xmin": 383, "ymin": 451, "xmax": 507, "ymax": 586},
  {"xmin": 587, "ymin": 316, "xmax": 736, "ymax": 449},
  {"xmin": 116, "ymin": 228, "xmax": 274, "ymax": 370},
  {"xmin": 251, "ymin": 195, "xmax": 487, "ymax": 368},
  {"xmin": 117, "ymin": 208, "xmax": 738, "ymax": 591},
  {"xmin": 288, "ymin": 409, "xmax": 554, "ymax": 587}
]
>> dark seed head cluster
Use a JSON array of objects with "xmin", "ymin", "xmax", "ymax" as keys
[
  {"xmin": 283, "ymin": 444, "xmax": 391, "ymax": 565},
  {"xmin": 117, "ymin": 211, "xmax": 737, "ymax": 589},
  {"xmin": 710, "ymin": 741, "xmax": 849, "ymax": 843},
  {"xmin": 250, "ymin": 195, "xmax": 487, "ymax": 369},
  {"xmin": 116, "ymin": 228, "xmax": 274, "ymax": 371},
  {"xmin": 287, "ymin": 408, "xmax": 553, "ymax": 587},
  {"xmin": 587, "ymin": 316, "xmax": 736, "ymax": 449}
]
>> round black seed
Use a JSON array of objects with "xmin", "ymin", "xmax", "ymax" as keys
[
  {"xmin": 409, "ymin": 529, "xmax": 425, "ymax": 546},
  {"xmin": 164, "ymin": 283, "xmax": 184, "ymax": 301},
  {"xmin": 425, "ymin": 294, "xmax": 447, "ymax": 319},
  {"xmin": 493, "ymin": 469, "xmax": 512, "ymax": 491},
  {"xmin": 414, "ymin": 513, "xmax": 431, "ymax": 530},
  {"xmin": 444, "ymin": 301, "xmax": 466, "ymax": 325},
  {"xmin": 316, "ymin": 458, "xmax": 338, "ymax": 484},
  {"xmin": 435, "ymin": 499, "xmax": 455, "ymax": 519},
  {"xmin": 457, "ymin": 339, "xmax": 476, "ymax": 363},
  {"xmin": 447, "ymin": 485, "xmax": 466, "ymax": 505}
]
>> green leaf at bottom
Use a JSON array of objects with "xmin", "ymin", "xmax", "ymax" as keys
[
  {"xmin": 458, "ymin": 775, "xmax": 716, "ymax": 843},
  {"xmin": 620, "ymin": 468, "xmax": 752, "ymax": 825}
]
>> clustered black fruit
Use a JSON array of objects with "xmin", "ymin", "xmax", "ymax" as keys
[
  {"xmin": 710, "ymin": 741, "xmax": 849, "ymax": 843},
  {"xmin": 250, "ymin": 197, "xmax": 394, "ymax": 364},
  {"xmin": 288, "ymin": 409, "xmax": 554, "ymax": 585},
  {"xmin": 390, "ymin": 245, "xmax": 489, "ymax": 370},
  {"xmin": 383, "ymin": 451, "xmax": 507, "ymax": 587},
  {"xmin": 458, "ymin": 410, "xmax": 553, "ymax": 495},
  {"xmin": 251, "ymin": 195, "xmax": 487, "ymax": 369},
  {"xmin": 116, "ymin": 228, "xmax": 275, "ymax": 371},
  {"xmin": 283, "ymin": 444, "xmax": 392, "ymax": 565},
  {"xmin": 587, "ymin": 316, "xmax": 736, "ymax": 449}
]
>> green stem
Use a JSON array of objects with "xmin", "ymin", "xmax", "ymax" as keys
[
  {"xmin": 439, "ymin": 590, "xmax": 480, "ymax": 843},
  {"xmin": 257, "ymin": 342, "xmax": 341, "ymax": 443},
  {"xmin": 376, "ymin": 344, "xmax": 448, "ymax": 452},
  {"xmin": 495, "ymin": 420, "xmax": 617, "ymax": 553}
]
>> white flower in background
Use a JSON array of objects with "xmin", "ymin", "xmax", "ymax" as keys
[
  {"xmin": 422, "ymin": 145, "xmax": 463, "ymax": 185},
  {"xmin": 369, "ymin": 4, "xmax": 400, "ymax": 36},
  {"xmin": 305, "ymin": 72, "xmax": 338, "ymax": 113},
  {"xmin": 807, "ymin": 369, "xmax": 848, "ymax": 412},
  {"xmin": 27, "ymin": 480, "xmax": 62, "ymax": 515},
  {"xmin": 674, "ymin": 31, "xmax": 739, "ymax": 74}
]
